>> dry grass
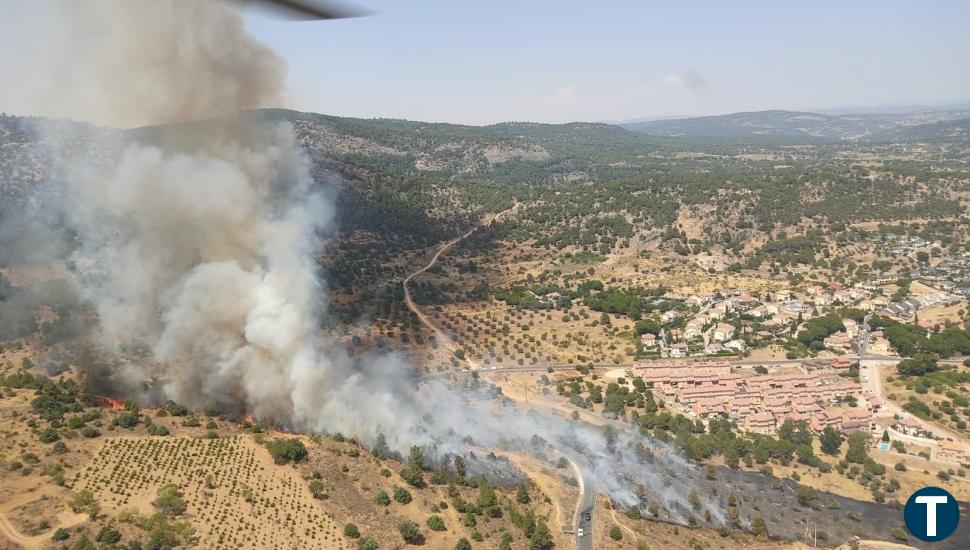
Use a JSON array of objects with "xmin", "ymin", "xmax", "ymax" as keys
[{"xmin": 74, "ymin": 435, "xmax": 346, "ymax": 549}]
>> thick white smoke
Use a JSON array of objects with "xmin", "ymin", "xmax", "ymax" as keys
[
  {"xmin": 46, "ymin": 0, "xmax": 331, "ymax": 426},
  {"xmin": 48, "ymin": 1, "xmax": 434, "ymax": 448},
  {"xmin": 67, "ymin": 124, "xmax": 336, "ymax": 423},
  {"xmin": 30, "ymin": 0, "xmax": 723, "ymax": 526}
]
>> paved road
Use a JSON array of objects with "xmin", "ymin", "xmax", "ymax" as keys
[
  {"xmin": 557, "ymin": 445, "xmax": 596, "ymax": 550},
  {"xmin": 858, "ymin": 314, "xmax": 873, "ymax": 357},
  {"xmin": 425, "ymin": 353, "xmax": 952, "ymax": 380},
  {"xmin": 860, "ymin": 357, "xmax": 970, "ymax": 451}
]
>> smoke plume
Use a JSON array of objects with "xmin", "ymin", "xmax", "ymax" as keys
[
  {"xmin": 54, "ymin": 0, "xmax": 285, "ymax": 129},
  {"xmin": 8, "ymin": 0, "xmax": 725, "ymax": 527}
]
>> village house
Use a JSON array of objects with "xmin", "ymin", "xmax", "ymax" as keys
[
  {"xmin": 668, "ymin": 343, "xmax": 689, "ymax": 358},
  {"xmin": 684, "ymin": 318, "xmax": 706, "ymax": 341},
  {"xmin": 830, "ymin": 357, "xmax": 855, "ymax": 372},
  {"xmin": 763, "ymin": 312, "xmax": 795, "ymax": 328},
  {"xmin": 773, "ymin": 290, "xmax": 793, "ymax": 302},
  {"xmin": 840, "ymin": 408, "xmax": 872, "ymax": 433},
  {"xmin": 860, "ymin": 395, "xmax": 884, "ymax": 413},
  {"xmin": 842, "ymin": 319, "xmax": 859, "ymax": 339},
  {"xmin": 640, "ymin": 332, "xmax": 659, "ymax": 348},
  {"xmin": 711, "ymin": 300, "xmax": 733, "ymax": 316},
  {"xmin": 833, "ymin": 290, "xmax": 855, "ymax": 305},
  {"xmin": 746, "ymin": 305, "xmax": 767, "ymax": 319},
  {"xmin": 704, "ymin": 343, "xmax": 725, "ymax": 355},
  {"xmin": 823, "ymin": 331, "xmax": 853, "ymax": 351},
  {"xmin": 895, "ymin": 417, "xmax": 924, "ymax": 437},
  {"xmin": 712, "ymin": 323, "xmax": 735, "ymax": 342},
  {"xmin": 723, "ymin": 339, "xmax": 746, "ymax": 352},
  {"xmin": 678, "ymin": 382, "xmax": 739, "ymax": 405},
  {"xmin": 662, "ymin": 310, "xmax": 681, "ymax": 323}
]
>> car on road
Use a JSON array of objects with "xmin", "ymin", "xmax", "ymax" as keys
[
  {"xmin": 585, "ymin": 512, "xmax": 591, "ymax": 521},
  {"xmin": 577, "ymin": 528, "xmax": 584, "ymax": 537}
]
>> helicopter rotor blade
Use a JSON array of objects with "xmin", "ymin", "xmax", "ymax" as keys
[{"xmin": 251, "ymin": 0, "xmax": 369, "ymax": 20}]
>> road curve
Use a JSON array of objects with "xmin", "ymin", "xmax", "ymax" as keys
[
  {"xmin": 557, "ymin": 444, "xmax": 596, "ymax": 550},
  {"xmin": 402, "ymin": 204, "xmax": 517, "ymax": 363},
  {"xmin": 0, "ymin": 510, "xmax": 87, "ymax": 550},
  {"xmin": 400, "ymin": 204, "xmax": 597, "ymax": 549}
]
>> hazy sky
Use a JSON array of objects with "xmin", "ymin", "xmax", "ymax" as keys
[{"xmin": 3, "ymin": 0, "xmax": 969, "ymax": 125}]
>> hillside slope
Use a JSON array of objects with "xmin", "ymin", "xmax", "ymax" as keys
[{"xmin": 623, "ymin": 108, "xmax": 970, "ymax": 142}]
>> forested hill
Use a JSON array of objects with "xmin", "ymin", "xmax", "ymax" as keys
[
  {"xmin": 622, "ymin": 109, "xmax": 970, "ymax": 143},
  {"xmin": 255, "ymin": 108, "xmax": 664, "ymax": 179},
  {"xmin": 871, "ymin": 117, "xmax": 970, "ymax": 143},
  {"xmin": 2, "ymin": 108, "xmax": 969, "ymax": 258},
  {"xmin": 0, "ymin": 110, "xmax": 666, "ymax": 245}
]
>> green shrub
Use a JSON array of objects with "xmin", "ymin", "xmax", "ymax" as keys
[
  {"xmin": 394, "ymin": 486, "xmax": 413, "ymax": 504},
  {"xmin": 265, "ymin": 438, "xmax": 308, "ymax": 464},
  {"xmin": 399, "ymin": 520, "xmax": 421, "ymax": 544},
  {"xmin": 153, "ymin": 484, "xmax": 187, "ymax": 516},
  {"xmin": 427, "ymin": 515, "xmax": 446, "ymax": 531}
]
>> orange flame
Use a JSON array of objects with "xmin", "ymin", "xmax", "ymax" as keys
[
  {"xmin": 243, "ymin": 414, "xmax": 256, "ymax": 424},
  {"xmin": 101, "ymin": 396, "xmax": 125, "ymax": 411}
]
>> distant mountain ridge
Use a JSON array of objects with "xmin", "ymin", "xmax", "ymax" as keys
[{"xmin": 622, "ymin": 108, "xmax": 970, "ymax": 142}]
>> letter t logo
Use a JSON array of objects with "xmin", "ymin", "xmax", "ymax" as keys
[{"xmin": 915, "ymin": 495, "xmax": 949, "ymax": 537}]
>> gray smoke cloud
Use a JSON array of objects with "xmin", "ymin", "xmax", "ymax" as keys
[
  {"xmin": 7, "ymin": 0, "xmax": 724, "ymax": 529},
  {"xmin": 53, "ymin": 0, "xmax": 285, "ymax": 129},
  {"xmin": 34, "ymin": 0, "xmax": 446, "ymax": 457}
]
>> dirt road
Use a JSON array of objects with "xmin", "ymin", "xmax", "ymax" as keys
[
  {"xmin": 0, "ymin": 510, "xmax": 86, "ymax": 549},
  {"xmin": 401, "ymin": 203, "xmax": 601, "ymax": 548},
  {"xmin": 402, "ymin": 204, "xmax": 517, "ymax": 365}
]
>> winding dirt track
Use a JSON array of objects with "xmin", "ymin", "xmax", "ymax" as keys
[
  {"xmin": 0, "ymin": 510, "xmax": 86, "ymax": 549},
  {"xmin": 402, "ymin": 204, "xmax": 517, "ymax": 364},
  {"xmin": 402, "ymin": 203, "xmax": 599, "ymax": 549}
]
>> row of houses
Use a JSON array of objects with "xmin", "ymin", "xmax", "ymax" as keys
[
  {"xmin": 881, "ymin": 291, "xmax": 961, "ymax": 319},
  {"xmin": 630, "ymin": 359, "xmax": 873, "ymax": 435}
]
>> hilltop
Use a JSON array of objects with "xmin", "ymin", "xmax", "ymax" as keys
[{"xmin": 622, "ymin": 109, "xmax": 970, "ymax": 143}]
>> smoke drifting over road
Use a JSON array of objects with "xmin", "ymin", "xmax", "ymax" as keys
[{"xmin": 11, "ymin": 0, "xmax": 720, "ymax": 526}]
